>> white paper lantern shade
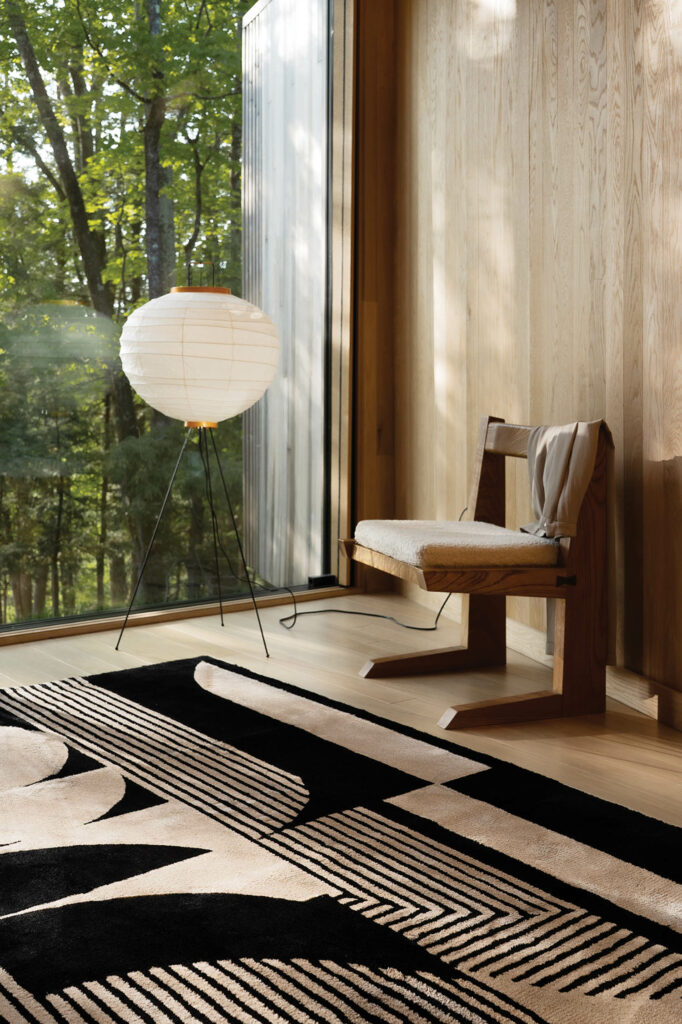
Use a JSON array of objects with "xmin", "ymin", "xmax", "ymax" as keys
[{"xmin": 119, "ymin": 286, "xmax": 279, "ymax": 425}]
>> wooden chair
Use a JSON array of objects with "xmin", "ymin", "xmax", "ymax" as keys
[{"xmin": 341, "ymin": 415, "xmax": 609, "ymax": 730}]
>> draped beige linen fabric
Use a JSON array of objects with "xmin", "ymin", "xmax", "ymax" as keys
[
  {"xmin": 523, "ymin": 420, "xmax": 616, "ymax": 662},
  {"xmin": 522, "ymin": 420, "xmax": 611, "ymax": 538}
]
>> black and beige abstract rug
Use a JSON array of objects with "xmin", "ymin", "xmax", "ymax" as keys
[{"xmin": 1, "ymin": 657, "xmax": 681, "ymax": 1024}]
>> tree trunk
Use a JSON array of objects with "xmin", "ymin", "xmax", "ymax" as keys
[
  {"xmin": 51, "ymin": 476, "xmax": 65, "ymax": 618},
  {"xmin": 229, "ymin": 118, "xmax": 241, "ymax": 292},
  {"xmin": 144, "ymin": 0, "xmax": 175, "ymax": 297},
  {"xmin": 144, "ymin": 93, "xmax": 167, "ymax": 298},
  {"xmin": 9, "ymin": 480, "xmax": 33, "ymax": 620},
  {"xmin": 60, "ymin": 479, "xmax": 75, "ymax": 614},
  {"xmin": 187, "ymin": 491, "xmax": 204, "ymax": 599},
  {"xmin": 160, "ymin": 163, "xmax": 176, "ymax": 290},
  {"xmin": 33, "ymin": 564, "xmax": 48, "ymax": 619},
  {"xmin": 0, "ymin": 479, "xmax": 7, "ymax": 624},
  {"xmin": 97, "ymin": 394, "xmax": 111, "ymax": 608},
  {"xmin": 111, "ymin": 371, "xmax": 140, "ymax": 442},
  {"xmin": 110, "ymin": 554, "xmax": 127, "ymax": 605},
  {"xmin": 69, "ymin": 62, "xmax": 95, "ymax": 170},
  {"xmin": 10, "ymin": 571, "xmax": 32, "ymax": 621},
  {"xmin": 130, "ymin": 220, "xmax": 144, "ymax": 303},
  {"xmin": 183, "ymin": 143, "xmax": 204, "ymax": 272}
]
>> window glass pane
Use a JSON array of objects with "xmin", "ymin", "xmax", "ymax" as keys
[
  {"xmin": 0, "ymin": 0, "xmax": 332, "ymax": 630},
  {"xmin": 242, "ymin": 0, "xmax": 330, "ymax": 588}
]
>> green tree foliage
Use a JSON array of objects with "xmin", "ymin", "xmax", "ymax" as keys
[{"xmin": 0, "ymin": 0, "xmax": 251, "ymax": 626}]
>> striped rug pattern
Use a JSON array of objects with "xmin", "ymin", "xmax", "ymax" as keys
[
  {"xmin": 0, "ymin": 677, "xmax": 308, "ymax": 838},
  {"xmin": 262, "ymin": 805, "xmax": 682, "ymax": 1001},
  {"xmin": 0, "ymin": 657, "xmax": 680, "ymax": 1024},
  {"xmin": 2, "ymin": 960, "xmax": 544, "ymax": 1024}
]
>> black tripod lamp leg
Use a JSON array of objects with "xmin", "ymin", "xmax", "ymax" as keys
[
  {"xmin": 209, "ymin": 428, "xmax": 270, "ymax": 658},
  {"xmin": 115, "ymin": 428, "xmax": 192, "ymax": 651}
]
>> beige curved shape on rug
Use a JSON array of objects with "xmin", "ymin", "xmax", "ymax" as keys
[
  {"xmin": 0, "ymin": 725, "xmax": 68, "ymax": 792},
  {"xmin": 0, "ymin": 767, "xmax": 126, "ymax": 846},
  {"xmin": 194, "ymin": 660, "xmax": 488, "ymax": 784}
]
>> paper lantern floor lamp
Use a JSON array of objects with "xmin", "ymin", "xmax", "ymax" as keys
[{"xmin": 115, "ymin": 286, "xmax": 280, "ymax": 652}]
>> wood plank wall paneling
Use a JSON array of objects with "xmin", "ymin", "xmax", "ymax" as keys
[
  {"xmin": 621, "ymin": 0, "xmax": 644, "ymax": 670},
  {"xmin": 353, "ymin": 0, "xmax": 398, "ymax": 591},
  {"xmin": 328, "ymin": 0, "xmax": 355, "ymax": 585},
  {"xmin": 641, "ymin": 0, "xmax": 682, "ymax": 687},
  {"xmin": 355, "ymin": 0, "xmax": 682, "ymax": 698}
]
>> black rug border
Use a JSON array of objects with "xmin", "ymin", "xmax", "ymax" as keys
[{"xmin": 85, "ymin": 653, "xmax": 680, "ymax": 838}]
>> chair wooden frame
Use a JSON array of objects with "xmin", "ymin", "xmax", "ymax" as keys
[{"xmin": 341, "ymin": 415, "xmax": 609, "ymax": 729}]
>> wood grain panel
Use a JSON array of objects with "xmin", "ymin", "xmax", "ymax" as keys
[
  {"xmin": 353, "ymin": 0, "xmax": 398, "ymax": 591},
  {"xmin": 328, "ymin": 0, "xmax": 355, "ymax": 586},
  {"xmin": 620, "ymin": 0, "xmax": 645, "ymax": 672},
  {"xmin": 353, "ymin": 0, "xmax": 682, "ymax": 707},
  {"xmin": 641, "ymin": 0, "xmax": 682, "ymax": 691}
]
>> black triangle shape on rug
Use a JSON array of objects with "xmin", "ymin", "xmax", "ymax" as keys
[
  {"xmin": 53, "ymin": 744, "xmax": 104, "ymax": 779},
  {"xmin": 93, "ymin": 775, "xmax": 168, "ymax": 822},
  {"xmin": 1, "ymin": 893, "xmax": 444, "ymax": 996},
  {"xmin": 0, "ymin": 844, "xmax": 207, "ymax": 916}
]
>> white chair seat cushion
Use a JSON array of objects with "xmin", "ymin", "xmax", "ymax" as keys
[{"xmin": 354, "ymin": 519, "xmax": 559, "ymax": 568}]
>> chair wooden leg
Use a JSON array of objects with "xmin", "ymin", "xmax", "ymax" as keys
[
  {"xmin": 439, "ymin": 690, "xmax": 563, "ymax": 729},
  {"xmin": 361, "ymin": 594, "xmax": 506, "ymax": 678},
  {"xmin": 436, "ymin": 597, "xmax": 562, "ymax": 731},
  {"xmin": 553, "ymin": 592, "xmax": 607, "ymax": 715},
  {"xmin": 439, "ymin": 589, "xmax": 607, "ymax": 729},
  {"xmin": 552, "ymin": 435, "xmax": 608, "ymax": 715}
]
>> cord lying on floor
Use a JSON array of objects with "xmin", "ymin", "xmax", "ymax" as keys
[
  {"xmin": 277, "ymin": 591, "xmax": 451, "ymax": 632},
  {"xmin": 205, "ymin": 508, "xmax": 453, "ymax": 637},
  {"xmin": 207, "ymin": 503, "xmax": 467, "ymax": 638},
  {"xmin": 277, "ymin": 506, "xmax": 467, "ymax": 633}
]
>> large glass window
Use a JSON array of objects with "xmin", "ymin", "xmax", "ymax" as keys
[{"xmin": 0, "ymin": 0, "xmax": 340, "ymax": 631}]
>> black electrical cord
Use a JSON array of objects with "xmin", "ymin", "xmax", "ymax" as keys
[
  {"xmin": 277, "ymin": 590, "xmax": 452, "ymax": 632},
  {"xmin": 278, "ymin": 506, "xmax": 469, "ymax": 633},
  {"xmin": 203, "ymin": 526, "xmax": 453, "ymax": 639}
]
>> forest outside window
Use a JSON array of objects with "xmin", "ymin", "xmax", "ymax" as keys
[{"xmin": 0, "ymin": 0, "xmax": 342, "ymax": 631}]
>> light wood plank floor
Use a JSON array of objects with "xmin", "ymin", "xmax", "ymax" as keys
[{"xmin": 2, "ymin": 592, "xmax": 681, "ymax": 827}]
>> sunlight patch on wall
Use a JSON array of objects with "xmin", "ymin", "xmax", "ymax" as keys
[
  {"xmin": 463, "ymin": 0, "xmax": 517, "ymax": 61},
  {"xmin": 666, "ymin": 0, "xmax": 682, "ymax": 54}
]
